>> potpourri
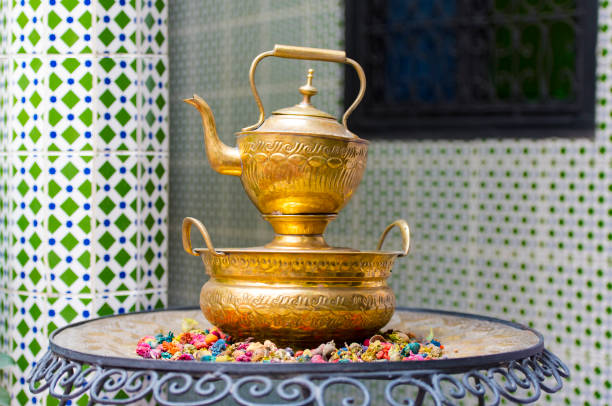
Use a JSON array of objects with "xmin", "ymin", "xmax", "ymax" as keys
[{"xmin": 135, "ymin": 319, "xmax": 444, "ymax": 363}]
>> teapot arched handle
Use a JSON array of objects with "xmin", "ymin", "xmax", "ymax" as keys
[
  {"xmin": 242, "ymin": 44, "xmax": 366, "ymax": 132},
  {"xmin": 182, "ymin": 217, "xmax": 224, "ymax": 257},
  {"xmin": 376, "ymin": 220, "xmax": 411, "ymax": 257}
]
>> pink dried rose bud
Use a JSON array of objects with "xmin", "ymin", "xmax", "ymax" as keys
[
  {"xmin": 310, "ymin": 354, "xmax": 326, "ymax": 363},
  {"xmin": 149, "ymin": 348, "xmax": 162, "ymax": 360},
  {"xmin": 135, "ymin": 343, "xmax": 151, "ymax": 358}
]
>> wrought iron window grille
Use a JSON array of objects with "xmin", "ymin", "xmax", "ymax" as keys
[{"xmin": 345, "ymin": 0, "xmax": 598, "ymax": 139}]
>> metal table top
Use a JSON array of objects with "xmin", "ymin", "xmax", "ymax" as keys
[{"xmin": 27, "ymin": 307, "xmax": 570, "ymax": 405}]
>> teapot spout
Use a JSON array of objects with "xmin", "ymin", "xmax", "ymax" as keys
[{"xmin": 184, "ymin": 94, "xmax": 242, "ymax": 177}]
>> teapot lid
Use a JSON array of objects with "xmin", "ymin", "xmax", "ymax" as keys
[
  {"xmin": 240, "ymin": 69, "xmax": 361, "ymax": 141},
  {"xmin": 272, "ymin": 69, "xmax": 336, "ymax": 119}
]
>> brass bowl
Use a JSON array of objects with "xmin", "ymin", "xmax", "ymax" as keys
[
  {"xmin": 182, "ymin": 217, "xmax": 410, "ymax": 347},
  {"xmin": 237, "ymin": 132, "xmax": 368, "ymax": 215}
]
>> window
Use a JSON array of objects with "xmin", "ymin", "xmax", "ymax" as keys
[{"xmin": 345, "ymin": 0, "xmax": 597, "ymax": 138}]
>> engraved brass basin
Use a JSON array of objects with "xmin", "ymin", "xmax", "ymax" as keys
[
  {"xmin": 184, "ymin": 45, "xmax": 368, "ymax": 224},
  {"xmin": 182, "ymin": 217, "xmax": 410, "ymax": 347}
]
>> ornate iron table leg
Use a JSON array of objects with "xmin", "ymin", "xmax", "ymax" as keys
[{"xmin": 414, "ymin": 388, "xmax": 426, "ymax": 406}]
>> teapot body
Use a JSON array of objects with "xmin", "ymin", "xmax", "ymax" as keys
[
  {"xmin": 185, "ymin": 45, "xmax": 370, "ymax": 216},
  {"xmin": 237, "ymin": 132, "xmax": 368, "ymax": 215}
]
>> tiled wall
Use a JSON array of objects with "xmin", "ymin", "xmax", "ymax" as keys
[
  {"xmin": 169, "ymin": 1, "xmax": 610, "ymax": 404},
  {"xmin": 168, "ymin": 0, "xmax": 344, "ymax": 304},
  {"xmin": 0, "ymin": 1, "xmax": 169, "ymax": 404}
]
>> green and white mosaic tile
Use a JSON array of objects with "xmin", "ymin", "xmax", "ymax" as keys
[
  {"xmin": 9, "ymin": 154, "xmax": 46, "ymax": 294},
  {"xmin": 9, "ymin": 292, "xmax": 46, "ymax": 406},
  {"xmin": 46, "ymin": 154, "xmax": 92, "ymax": 295},
  {"xmin": 9, "ymin": 0, "xmax": 43, "ymax": 55},
  {"xmin": 93, "ymin": 290, "xmax": 137, "ymax": 317},
  {"xmin": 0, "ymin": 154, "xmax": 7, "ymax": 293},
  {"xmin": 46, "ymin": 294, "xmax": 90, "ymax": 333},
  {"xmin": 96, "ymin": 57, "xmax": 138, "ymax": 151},
  {"xmin": 94, "ymin": 153, "xmax": 139, "ymax": 293},
  {"xmin": 0, "ymin": 1, "xmax": 8, "ymax": 55},
  {"xmin": 140, "ymin": 0, "xmax": 166, "ymax": 55},
  {"xmin": 139, "ymin": 153, "xmax": 167, "ymax": 292},
  {"xmin": 141, "ymin": 57, "xmax": 168, "ymax": 151},
  {"xmin": 169, "ymin": 1, "xmax": 610, "ymax": 405},
  {"xmin": 10, "ymin": 57, "xmax": 45, "ymax": 151},
  {"xmin": 96, "ymin": 0, "xmax": 138, "ymax": 54},
  {"xmin": 46, "ymin": 0, "xmax": 93, "ymax": 54},
  {"xmin": 7, "ymin": 155, "xmax": 48, "ymax": 293},
  {"xmin": 47, "ymin": 57, "xmax": 94, "ymax": 152},
  {"xmin": 141, "ymin": 289, "xmax": 164, "ymax": 311},
  {"xmin": 0, "ymin": 292, "xmax": 8, "ymax": 386},
  {"xmin": 1, "ymin": 1, "xmax": 168, "ymax": 404},
  {"xmin": 0, "ymin": 58, "xmax": 9, "ymax": 150}
]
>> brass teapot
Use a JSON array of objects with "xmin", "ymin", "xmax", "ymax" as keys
[{"xmin": 185, "ymin": 45, "xmax": 368, "ymax": 248}]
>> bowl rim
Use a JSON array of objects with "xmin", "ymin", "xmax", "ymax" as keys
[{"xmin": 194, "ymin": 247, "xmax": 404, "ymax": 256}]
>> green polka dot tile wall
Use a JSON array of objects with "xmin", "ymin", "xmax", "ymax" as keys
[
  {"xmin": 0, "ymin": 0, "xmax": 169, "ymax": 405},
  {"xmin": 169, "ymin": 1, "xmax": 610, "ymax": 405}
]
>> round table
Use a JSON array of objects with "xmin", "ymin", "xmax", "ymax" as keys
[{"xmin": 26, "ymin": 307, "xmax": 569, "ymax": 405}]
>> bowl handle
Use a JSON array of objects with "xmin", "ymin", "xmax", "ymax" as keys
[
  {"xmin": 182, "ymin": 217, "xmax": 224, "ymax": 257},
  {"xmin": 376, "ymin": 220, "xmax": 410, "ymax": 257}
]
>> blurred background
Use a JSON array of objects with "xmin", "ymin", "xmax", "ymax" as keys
[{"xmin": 169, "ymin": 1, "xmax": 610, "ymax": 405}]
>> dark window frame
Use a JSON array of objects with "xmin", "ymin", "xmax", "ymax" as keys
[{"xmin": 344, "ymin": 0, "xmax": 598, "ymax": 139}]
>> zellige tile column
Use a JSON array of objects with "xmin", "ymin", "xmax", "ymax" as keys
[{"xmin": 0, "ymin": 1, "xmax": 169, "ymax": 404}]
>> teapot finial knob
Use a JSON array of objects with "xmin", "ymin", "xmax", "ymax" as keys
[{"xmin": 299, "ymin": 69, "xmax": 317, "ymax": 106}]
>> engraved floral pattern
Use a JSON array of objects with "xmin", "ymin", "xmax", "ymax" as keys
[
  {"xmin": 200, "ymin": 251, "xmax": 396, "ymax": 279},
  {"xmin": 237, "ymin": 135, "xmax": 368, "ymax": 214},
  {"xmin": 200, "ymin": 283, "xmax": 395, "ymax": 344}
]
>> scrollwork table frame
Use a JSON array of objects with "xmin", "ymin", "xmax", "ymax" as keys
[{"xmin": 26, "ymin": 307, "xmax": 570, "ymax": 406}]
